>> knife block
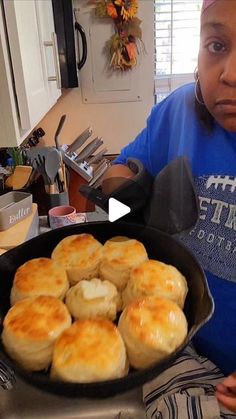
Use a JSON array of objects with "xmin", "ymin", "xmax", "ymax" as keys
[{"xmin": 67, "ymin": 167, "xmax": 95, "ymax": 212}]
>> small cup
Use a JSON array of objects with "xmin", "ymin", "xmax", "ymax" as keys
[{"xmin": 48, "ymin": 205, "xmax": 77, "ymax": 229}]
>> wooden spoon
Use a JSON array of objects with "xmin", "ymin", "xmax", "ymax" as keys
[{"xmin": 45, "ymin": 149, "xmax": 61, "ymax": 194}]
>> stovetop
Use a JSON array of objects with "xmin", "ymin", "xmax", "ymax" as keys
[{"xmin": 0, "ymin": 377, "xmax": 145, "ymax": 419}]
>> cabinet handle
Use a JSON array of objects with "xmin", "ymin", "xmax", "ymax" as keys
[{"xmin": 44, "ymin": 32, "xmax": 61, "ymax": 89}]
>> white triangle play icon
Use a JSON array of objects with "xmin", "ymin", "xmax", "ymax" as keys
[{"xmin": 108, "ymin": 198, "xmax": 131, "ymax": 222}]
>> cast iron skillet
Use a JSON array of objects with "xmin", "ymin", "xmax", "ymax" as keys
[{"xmin": 0, "ymin": 222, "xmax": 214, "ymax": 398}]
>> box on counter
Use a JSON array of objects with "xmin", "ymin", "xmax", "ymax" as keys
[
  {"xmin": 0, "ymin": 192, "xmax": 32, "ymax": 231},
  {"xmin": 0, "ymin": 203, "xmax": 39, "ymax": 250}
]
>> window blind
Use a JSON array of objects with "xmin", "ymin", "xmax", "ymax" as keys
[{"xmin": 154, "ymin": 0, "xmax": 202, "ymax": 102}]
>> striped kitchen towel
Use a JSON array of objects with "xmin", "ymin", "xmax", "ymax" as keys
[
  {"xmin": 0, "ymin": 360, "xmax": 15, "ymax": 390},
  {"xmin": 143, "ymin": 344, "xmax": 236, "ymax": 419}
]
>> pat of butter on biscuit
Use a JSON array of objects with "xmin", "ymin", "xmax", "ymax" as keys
[{"xmin": 80, "ymin": 279, "xmax": 109, "ymax": 300}]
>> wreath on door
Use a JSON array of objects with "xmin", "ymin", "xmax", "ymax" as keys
[{"xmin": 89, "ymin": 0, "xmax": 143, "ymax": 71}]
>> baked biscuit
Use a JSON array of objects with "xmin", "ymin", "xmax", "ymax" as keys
[
  {"xmin": 99, "ymin": 236, "xmax": 148, "ymax": 290},
  {"xmin": 2, "ymin": 296, "xmax": 72, "ymax": 371},
  {"xmin": 65, "ymin": 277, "xmax": 121, "ymax": 321},
  {"xmin": 51, "ymin": 319, "xmax": 128, "ymax": 382},
  {"xmin": 118, "ymin": 296, "xmax": 188, "ymax": 369},
  {"xmin": 122, "ymin": 259, "xmax": 188, "ymax": 309},
  {"xmin": 10, "ymin": 257, "xmax": 69, "ymax": 305},
  {"xmin": 51, "ymin": 234, "xmax": 103, "ymax": 285}
]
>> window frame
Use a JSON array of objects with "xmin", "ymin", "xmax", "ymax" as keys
[{"xmin": 154, "ymin": 0, "xmax": 202, "ymax": 101}]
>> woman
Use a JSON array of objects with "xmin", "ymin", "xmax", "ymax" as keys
[{"xmin": 103, "ymin": 0, "xmax": 236, "ymax": 415}]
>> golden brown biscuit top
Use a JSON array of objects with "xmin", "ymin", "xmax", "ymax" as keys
[
  {"xmin": 120, "ymin": 297, "xmax": 187, "ymax": 348},
  {"xmin": 51, "ymin": 234, "xmax": 103, "ymax": 268},
  {"xmin": 53, "ymin": 319, "xmax": 124, "ymax": 371},
  {"xmin": 3, "ymin": 296, "xmax": 71, "ymax": 341},
  {"xmin": 103, "ymin": 238, "xmax": 148, "ymax": 267},
  {"xmin": 13, "ymin": 258, "xmax": 68, "ymax": 293},
  {"xmin": 130, "ymin": 260, "xmax": 187, "ymax": 295}
]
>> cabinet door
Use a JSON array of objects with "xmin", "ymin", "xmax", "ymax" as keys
[
  {"xmin": 36, "ymin": 0, "xmax": 61, "ymax": 107},
  {"xmin": 0, "ymin": 3, "xmax": 21, "ymax": 147},
  {"xmin": 3, "ymin": 0, "xmax": 61, "ymax": 131}
]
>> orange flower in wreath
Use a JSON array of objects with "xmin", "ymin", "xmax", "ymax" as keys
[
  {"xmin": 114, "ymin": 0, "xmax": 138, "ymax": 21},
  {"xmin": 106, "ymin": 2, "xmax": 118, "ymax": 19}
]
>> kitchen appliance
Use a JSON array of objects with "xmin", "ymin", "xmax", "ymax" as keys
[
  {"xmin": 0, "ymin": 221, "xmax": 213, "ymax": 398},
  {"xmin": 0, "ymin": 379, "xmax": 145, "ymax": 419},
  {"xmin": 52, "ymin": 0, "xmax": 87, "ymax": 88}
]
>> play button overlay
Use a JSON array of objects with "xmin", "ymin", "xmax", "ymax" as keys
[{"xmin": 108, "ymin": 198, "xmax": 131, "ymax": 222}]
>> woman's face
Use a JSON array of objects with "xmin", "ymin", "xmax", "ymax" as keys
[{"xmin": 198, "ymin": 0, "xmax": 236, "ymax": 131}]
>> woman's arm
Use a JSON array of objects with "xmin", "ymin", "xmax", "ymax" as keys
[{"xmin": 101, "ymin": 164, "xmax": 135, "ymax": 194}]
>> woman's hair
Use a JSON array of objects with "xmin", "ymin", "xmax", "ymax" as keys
[
  {"xmin": 194, "ymin": 69, "xmax": 214, "ymax": 132},
  {"xmin": 194, "ymin": 99, "xmax": 214, "ymax": 132}
]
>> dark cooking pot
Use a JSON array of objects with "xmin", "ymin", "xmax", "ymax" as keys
[{"xmin": 0, "ymin": 222, "xmax": 213, "ymax": 398}]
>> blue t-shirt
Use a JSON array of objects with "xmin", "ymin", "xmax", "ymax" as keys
[{"xmin": 115, "ymin": 83, "xmax": 236, "ymax": 375}]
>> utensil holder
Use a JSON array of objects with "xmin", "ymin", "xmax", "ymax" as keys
[{"xmin": 46, "ymin": 192, "xmax": 69, "ymax": 210}]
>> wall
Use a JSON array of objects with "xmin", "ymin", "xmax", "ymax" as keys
[{"xmin": 37, "ymin": 1, "xmax": 154, "ymax": 154}]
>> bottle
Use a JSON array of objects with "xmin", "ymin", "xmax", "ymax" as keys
[
  {"xmin": 4, "ymin": 158, "xmax": 14, "ymax": 189},
  {"xmin": 5, "ymin": 157, "xmax": 14, "ymax": 175}
]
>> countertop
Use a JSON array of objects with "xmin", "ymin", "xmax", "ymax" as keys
[{"xmin": 39, "ymin": 205, "xmax": 109, "ymax": 234}]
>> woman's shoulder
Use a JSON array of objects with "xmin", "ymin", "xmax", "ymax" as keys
[
  {"xmin": 169, "ymin": 82, "xmax": 195, "ymax": 99},
  {"xmin": 158, "ymin": 82, "xmax": 195, "ymax": 107},
  {"xmin": 151, "ymin": 82, "xmax": 196, "ymax": 120}
]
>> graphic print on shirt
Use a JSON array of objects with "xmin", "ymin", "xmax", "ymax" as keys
[{"xmin": 177, "ymin": 175, "xmax": 236, "ymax": 282}]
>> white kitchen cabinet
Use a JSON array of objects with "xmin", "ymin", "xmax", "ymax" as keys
[{"xmin": 0, "ymin": 0, "xmax": 61, "ymax": 147}]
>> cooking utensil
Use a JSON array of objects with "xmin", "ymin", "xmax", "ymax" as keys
[
  {"xmin": 75, "ymin": 137, "xmax": 103, "ymax": 163},
  {"xmin": 45, "ymin": 149, "xmax": 61, "ymax": 194},
  {"xmin": 34, "ymin": 155, "xmax": 50, "ymax": 191},
  {"xmin": 0, "ymin": 221, "xmax": 213, "ymax": 398},
  {"xmin": 54, "ymin": 115, "xmax": 66, "ymax": 150},
  {"xmin": 25, "ymin": 147, "xmax": 53, "ymax": 166},
  {"xmin": 66, "ymin": 127, "xmax": 93, "ymax": 155},
  {"xmin": 53, "ymin": 115, "xmax": 68, "ymax": 193},
  {"xmin": 61, "ymin": 162, "xmax": 68, "ymax": 192}
]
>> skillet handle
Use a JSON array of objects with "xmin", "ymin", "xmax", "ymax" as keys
[
  {"xmin": 0, "ymin": 360, "xmax": 15, "ymax": 390},
  {"xmin": 79, "ymin": 184, "xmax": 108, "ymax": 212}
]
